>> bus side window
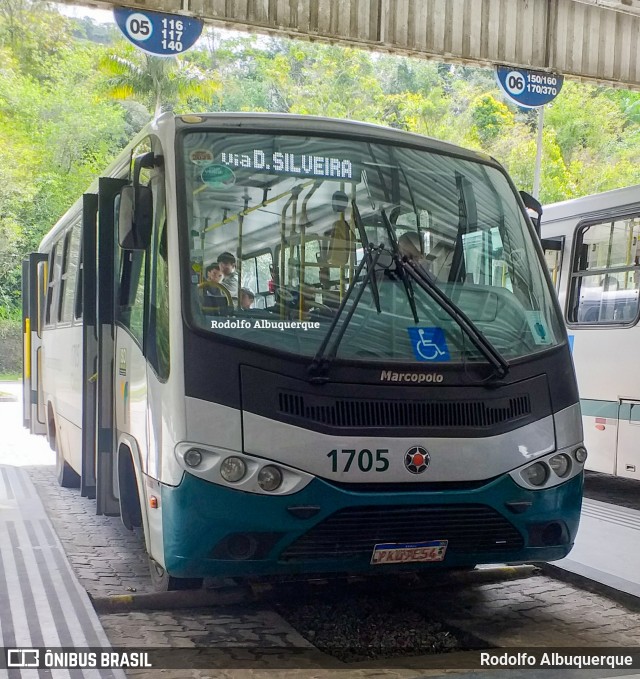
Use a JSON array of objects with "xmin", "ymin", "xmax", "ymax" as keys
[
  {"xmin": 117, "ymin": 136, "xmax": 154, "ymax": 348},
  {"xmin": 569, "ymin": 217, "xmax": 640, "ymax": 324},
  {"xmin": 75, "ymin": 231, "xmax": 83, "ymax": 320},
  {"xmin": 45, "ymin": 243, "xmax": 61, "ymax": 327},
  {"xmin": 117, "ymin": 251, "xmax": 146, "ymax": 345},
  {"xmin": 60, "ymin": 221, "xmax": 81, "ymax": 324},
  {"xmin": 146, "ymin": 137, "xmax": 169, "ymax": 380},
  {"xmin": 57, "ymin": 231, "xmax": 71, "ymax": 323}
]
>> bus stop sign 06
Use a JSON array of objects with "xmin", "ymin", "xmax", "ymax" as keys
[
  {"xmin": 113, "ymin": 8, "xmax": 203, "ymax": 57},
  {"xmin": 495, "ymin": 66, "xmax": 564, "ymax": 108}
]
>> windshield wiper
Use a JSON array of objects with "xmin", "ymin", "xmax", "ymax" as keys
[
  {"xmin": 379, "ymin": 210, "xmax": 510, "ymax": 380},
  {"xmin": 308, "ymin": 240, "xmax": 383, "ymax": 383},
  {"xmin": 377, "ymin": 206, "xmax": 419, "ymax": 324}
]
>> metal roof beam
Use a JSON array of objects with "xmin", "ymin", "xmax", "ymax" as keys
[{"xmin": 56, "ymin": 0, "xmax": 640, "ymax": 90}]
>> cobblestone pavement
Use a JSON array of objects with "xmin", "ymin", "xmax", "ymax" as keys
[
  {"xmin": 27, "ymin": 454, "xmax": 640, "ymax": 676},
  {"xmin": 29, "ymin": 465, "xmax": 153, "ymax": 597}
]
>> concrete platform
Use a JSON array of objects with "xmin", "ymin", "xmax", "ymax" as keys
[
  {"xmin": 550, "ymin": 498, "xmax": 640, "ymax": 604},
  {"xmin": 0, "ymin": 463, "xmax": 125, "ymax": 679}
]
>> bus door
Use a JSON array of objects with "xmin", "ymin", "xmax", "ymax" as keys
[
  {"xmin": 82, "ymin": 178, "xmax": 126, "ymax": 515},
  {"xmin": 22, "ymin": 253, "xmax": 47, "ymax": 435},
  {"xmin": 615, "ymin": 399, "xmax": 640, "ymax": 479},
  {"xmin": 22, "ymin": 258, "xmax": 30, "ymax": 429},
  {"xmin": 80, "ymin": 193, "xmax": 98, "ymax": 499}
]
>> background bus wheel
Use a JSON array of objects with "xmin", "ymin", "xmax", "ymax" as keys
[
  {"xmin": 54, "ymin": 435, "xmax": 80, "ymax": 488},
  {"xmin": 148, "ymin": 557, "xmax": 203, "ymax": 591}
]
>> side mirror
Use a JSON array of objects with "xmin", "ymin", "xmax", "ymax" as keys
[
  {"xmin": 520, "ymin": 191, "xmax": 543, "ymax": 237},
  {"xmin": 118, "ymin": 152, "xmax": 155, "ymax": 250}
]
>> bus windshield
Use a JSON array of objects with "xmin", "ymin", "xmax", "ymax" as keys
[{"xmin": 180, "ymin": 130, "xmax": 563, "ymax": 364}]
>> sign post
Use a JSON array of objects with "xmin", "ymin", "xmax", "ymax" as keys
[
  {"xmin": 495, "ymin": 66, "xmax": 564, "ymax": 199},
  {"xmin": 113, "ymin": 7, "xmax": 203, "ymax": 57}
]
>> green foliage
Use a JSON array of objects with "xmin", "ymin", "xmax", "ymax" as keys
[
  {"xmin": 0, "ymin": 319, "xmax": 22, "ymax": 373},
  {"xmin": 3, "ymin": 8, "xmax": 640, "ymax": 320},
  {"xmin": 99, "ymin": 43, "xmax": 220, "ymax": 116},
  {"xmin": 0, "ymin": 2, "xmax": 129, "ymax": 317},
  {"xmin": 471, "ymin": 94, "xmax": 514, "ymax": 144}
]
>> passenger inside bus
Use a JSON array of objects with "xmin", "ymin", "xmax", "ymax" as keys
[
  {"xmin": 240, "ymin": 287, "xmax": 255, "ymax": 310},
  {"xmin": 217, "ymin": 252, "xmax": 239, "ymax": 298}
]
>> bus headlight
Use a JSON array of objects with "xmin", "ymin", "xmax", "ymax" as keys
[
  {"xmin": 574, "ymin": 446, "xmax": 588, "ymax": 463},
  {"xmin": 521, "ymin": 462, "xmax": 549, "ymax": 487},
  {"xmin": 220, "ymin": 456, "xmax": 247, "ymax": 483},
  {"xmin": 549, "ymin": 453, "xmax": 571, "ymax": 478},
  {"xmin": 183, "ymin": 448, "xmax": 203, "ymax": 468},
  {"xmin": 257, "ymin": 465, "xmax": 283, "ymax": 492}
]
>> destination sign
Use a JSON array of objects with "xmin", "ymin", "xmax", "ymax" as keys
[{"xmin": 219, "ymin": 149, "xmax": 356, "ymax": 181}]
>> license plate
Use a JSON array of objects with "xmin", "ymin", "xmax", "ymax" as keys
[{"xmin": 370, "ymin": 539, "xmax": 448, "ymax": 565}]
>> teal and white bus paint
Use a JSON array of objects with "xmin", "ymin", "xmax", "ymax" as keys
[
  {"xmin": 23, "ymin": 113, "xmax": 584, "ymax": 589},
  {"xmin": 542, "ymin": 185, "xmax": 640, "ymax": 481}
]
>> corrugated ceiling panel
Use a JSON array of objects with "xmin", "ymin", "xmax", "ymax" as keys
[
  {"xmin": 103, "ymin": 0, "xmax": 640, "ymax": 88},
  {"xmin": 553, "ymin": 0, "xmax": 640, "ymax": 85}
]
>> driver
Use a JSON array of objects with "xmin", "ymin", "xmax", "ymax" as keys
[
  {"xmin": 203, "ymin": 263, "xmax": 224, "ymax": 293},
  {"xmin": 397, "ymin": 231, "xmax": 436, "ymax": 278}
]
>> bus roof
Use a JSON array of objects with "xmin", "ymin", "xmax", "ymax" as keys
[
  {"xmin": 174, "ymin": 112, "xmax": 497, "ymax": 166},
  {"xmin": 543, "ymin": 184, "xmax": 640, "ymax": 226}
]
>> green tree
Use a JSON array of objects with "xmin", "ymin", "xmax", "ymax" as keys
[
  {"xmin": 99, "ymin": 44, "xmax": 220, "ymax": 116},
  {"xmin": 470, "ymin": 94, "xmax": 514, "ymax": 145}
]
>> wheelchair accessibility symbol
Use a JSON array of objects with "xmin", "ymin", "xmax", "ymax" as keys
[{"xmin": 407, "ymin": 327, "xmax": 450, "ymax": 362}]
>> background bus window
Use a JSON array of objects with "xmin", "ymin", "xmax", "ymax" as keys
[
  {"xmin": 542, "ymin": 236, "xmax": 564, "ymax": 292},
  {"xmin": 569, "ymin": 217, "xmax": 640, "ymax": 324},
  {"xmin": 461, "ymin": 228, "xmax": 513, "ymax": 290}
]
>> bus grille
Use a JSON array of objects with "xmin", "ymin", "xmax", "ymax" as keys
[
  {"xmin": 280, "ymin": 504, "xmax": 524, "ymax": 561},
  {"xmin": 278, "ymin": 392, "xmax": 531, "ymax": 429}
]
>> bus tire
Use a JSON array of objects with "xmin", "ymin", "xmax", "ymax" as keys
[
  {"xmin": 51, "ymin": 421, "xmax": 80, "ymax": 489},
  {"xmin": 148, "ymin": 557, "xmax": 203, "ymax": 591},
  {"xmin": 118, "ymin": 448, "xmax": 143, "ymax": 530}
]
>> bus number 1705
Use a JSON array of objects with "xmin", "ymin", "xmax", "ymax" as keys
[{"xmin": 327, "ymin": 448, "xmax": 390, "ymax": 473}]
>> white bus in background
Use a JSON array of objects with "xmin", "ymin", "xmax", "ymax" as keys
[{"xmin": 541, "ymin": 185, "xmax": 640, "ymax": 479}]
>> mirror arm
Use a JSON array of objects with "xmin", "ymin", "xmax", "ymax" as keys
[
  {"xmin": 132, "ymin": 152, "xmax": 156, "ymax": 189},
  {"xmin": 519, "ymin": 190, "xmax": 543, "ymax": 238}
]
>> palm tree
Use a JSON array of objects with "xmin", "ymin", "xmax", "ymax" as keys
[{"xmin": 99, "ymin": 45, "xmax": 220, "ymax": 117}]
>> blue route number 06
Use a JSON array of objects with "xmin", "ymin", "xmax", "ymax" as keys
[{"xmin": 495, "ymin": 65, "xmax": 564, "ymax": 108}]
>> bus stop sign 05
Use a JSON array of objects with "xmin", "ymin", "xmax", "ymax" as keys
[
  {"xmin": 113, "ymin": 8, "xmax": 203, "ymax": 57},
  {"xmin": 495, "ymin": 66, "xmax": 564, "ymax": 108}
]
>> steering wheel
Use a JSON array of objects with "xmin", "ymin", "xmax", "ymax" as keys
[
  {"xmin": 309, "ymin": 303, "xmax": 335, "ymax": 318},
  {"xmin": 199, "ymin": 281, "xmax": 233, "ymax": 307},
  {"xmin": 277, "ymin": 288, "xmax": 296, "ymax": 303}
]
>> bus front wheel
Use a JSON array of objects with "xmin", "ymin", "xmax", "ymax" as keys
[
  {"xmin": 51, "ymin": 421, "xmax": 80, "ymax": 489},
  {"xmin": 148, "ymin": 557, "xmax": 203, "ymax": 591}
]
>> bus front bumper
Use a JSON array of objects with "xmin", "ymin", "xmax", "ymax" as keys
[{"xmin": 160, "ymin": 471, "xmax": 583, "ymax": 578}]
